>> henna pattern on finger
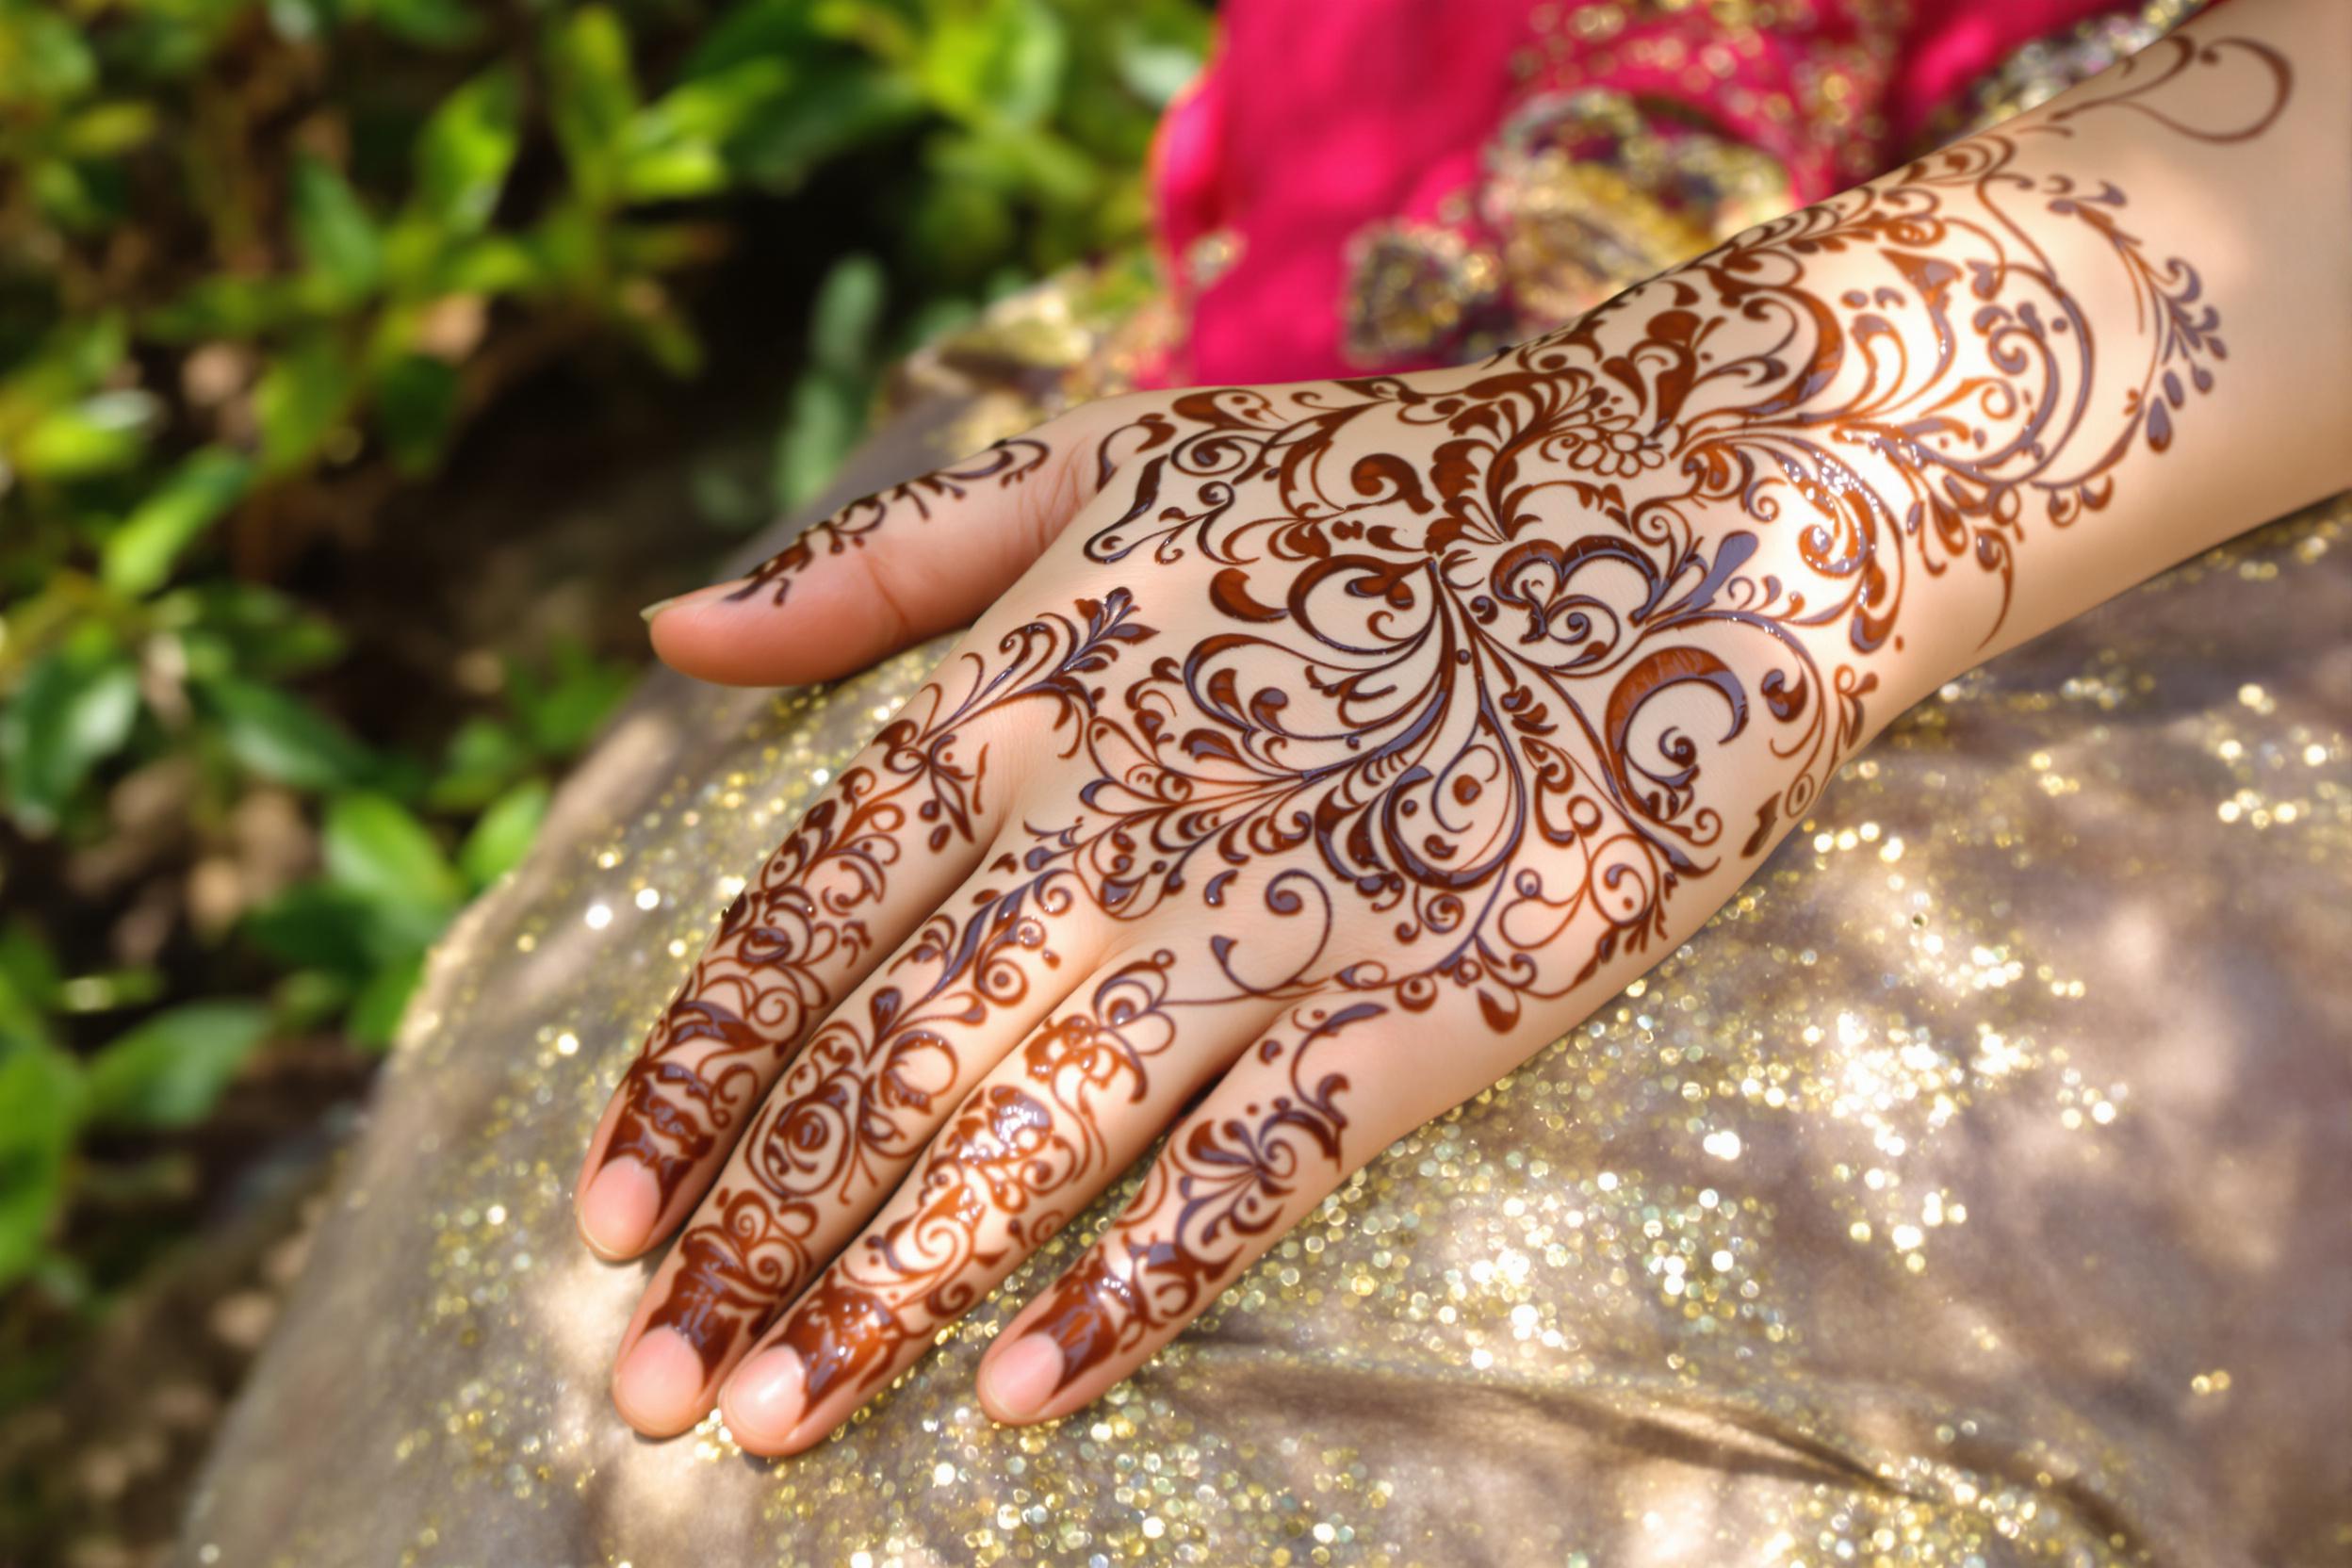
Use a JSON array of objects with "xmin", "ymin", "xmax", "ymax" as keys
[
  {"xmin": 772, "ymin": 955, "xmax": 1188, "ymax": 1407},
  {"xmin": 598, "ymin": 39, "xmax": 2290, "ymax": 1424},
  {"xmin": 590, "ymin": 572, "xmax": 1127, "ymax": 1219},
  {"xmin": 639, "ymin": 595, "xmax": 1163, "ymax": 1374},
  {"xmin": 1020, "ymin": 1001, "xmax": 1376, "ymax": 1396},
  {"xmin": 728, "ymin": 437, "xmax": 1054, "ymax": 608}
]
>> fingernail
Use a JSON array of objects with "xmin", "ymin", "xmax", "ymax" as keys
[
  {"xmin": 980, "ymin": 1332, "xmax": 1066, "ymax": 1422},
  {"xmin": 611, "ymin": 1328, "xmax": 710, "ymax": 1435},
  {"xmin": 578, "ymin": 1159, "xmax": 661, "ymax": 1258},
  {"xmin": 721, "ymin": 1347, "xmax": 807, "ymax": 1452},
  {"xmin": 640, "ymin": 580, "xmax": 750, "ymax": 623}
]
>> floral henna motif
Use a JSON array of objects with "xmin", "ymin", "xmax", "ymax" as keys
[
  {"xmin": 728, "ymin": 436, "xmax": 1054, "ymax": 608},
  {"xmin": 617, "ymin": 37, "xmax": 2290, "ymax": 1416}
]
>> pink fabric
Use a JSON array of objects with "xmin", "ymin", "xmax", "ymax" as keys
[{"xmin": 1147, "ymin": 0, "xmax": 2132, "ymax": 389}]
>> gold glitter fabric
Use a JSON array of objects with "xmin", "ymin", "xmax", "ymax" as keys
[{"xmin": 173, "ymin": 382, "xmax": 2352, "ymax": 1562}]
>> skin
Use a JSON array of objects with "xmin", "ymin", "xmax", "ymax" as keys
[{"xmin": 573, "ymin": 0, "xmax": 2351, "ymax": 1457}]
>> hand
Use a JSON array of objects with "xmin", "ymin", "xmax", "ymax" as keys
[{"xmin": 571, "ymin": 21, "xmax": 2325, "ymax": 1457}]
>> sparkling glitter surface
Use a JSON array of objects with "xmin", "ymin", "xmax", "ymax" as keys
[{"xmin": 172, "ymin": 480, "xmax": 2352, "ymax": 1566}]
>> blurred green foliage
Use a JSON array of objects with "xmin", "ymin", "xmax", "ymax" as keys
[{"xmin": 0, "ymin": 0, "xmax": 1204, "ymax": 1315}]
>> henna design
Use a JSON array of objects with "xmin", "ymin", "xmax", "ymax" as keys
[
  {"xmin": 776, "ymin": 955, "xmax": 1186, "ymax": 1405},
  {"xmin": 727, "ymin": 436, "xmax": 1054, "ymax": 607},
  {"xmin": 1020, "ymin": 1002, "xmax": 1374, "ymax": 1393},
  {"xmin": 645, "ymin": 594, "xmax": 1160, "ymax": 1372},
  {"xmin": 592, "ymin": 572, "xmax": 1127, "ymax": 1217},
  {"xmin": 612, "ymin": 39, "xmax": 2290, "ymax": 1413}
]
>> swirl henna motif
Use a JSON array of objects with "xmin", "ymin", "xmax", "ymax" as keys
[
  {"xmin": 644, "ymin": 594, "xmax": 1164, "ymax": 1371},
  {"xmin": 606, "ymin": 39, "xmax": 2292, "ymax": 1420},
  {"xmin": 592, "ymin": 570, "xmax": 1119, "ymax": 1219}
]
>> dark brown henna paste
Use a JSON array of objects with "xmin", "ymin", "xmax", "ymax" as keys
[
  {"xmin": 776, "ymin": 955, "xmax": 1185, "ymax": 1405},
  {"xmin": 642, "ymin": 594, "xmax": 1164, "ymax": 1373},
  {"xmin": 1018, "ymin": 1001, "xmax": 1377, "ymax": 1396},
  {"xmin": 728, "ymin": 437, "xmax": 1053, "ymax": 607}
]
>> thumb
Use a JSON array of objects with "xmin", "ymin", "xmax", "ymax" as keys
[{"xmin": 645, "ymin": 398, "xmax": 1146, "ymax": 687}]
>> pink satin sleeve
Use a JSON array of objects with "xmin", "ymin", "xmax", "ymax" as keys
[{"xmin": 1146, "ymin": 0, "xmax": 2144, "ymax": 387}]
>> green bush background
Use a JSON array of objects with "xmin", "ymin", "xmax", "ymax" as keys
[{"xmin": 0, "ymin": 0, "xmax": 1204, "ymax": 1425}]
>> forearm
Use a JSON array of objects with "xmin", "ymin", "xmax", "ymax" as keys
[
  {"xmin": 1478, "ymin": 0, "xmax": 2347, "ymax": 747},
  {"xmin": 1875, "ymin": 0, "xmax": 2350, "ymax": 699}
]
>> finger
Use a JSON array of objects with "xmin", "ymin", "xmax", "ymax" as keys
[
  {"xmin": 607, "ymin": 845, "xmax": 1106, "ymax": 1437},
  {"xmin": 974, "ymin": 994, "xmax": 1446, "ymax": 1426},
  {"xmin": 715, "ymin": 954, "xmax": 1271, "ymax": 1455},
  {"xmin": 573, "ymin": 673, "xmax": 1006, "ymax": 1262},
  {"xmin": 647, "ymin": 396, "xmax": 1157, "ymax": 687}
]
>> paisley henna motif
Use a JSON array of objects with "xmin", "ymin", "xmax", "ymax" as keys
[{"xmin": 610, "ymin": 37, "xmax": 2293, "ymax": 1416}]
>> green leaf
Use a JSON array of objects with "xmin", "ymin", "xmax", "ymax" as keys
[
  {"xmin": 0, "ymin": 12, "xmax": 96, "ymax": 104},
  {"xmin": 0, "ymin": 632, "xmax": 140, "ymax": 835},
  {"xmin": 1110, "ymin": 23, "xmax": 1205, "ymax": 108},
  {"xmin": 425, "ymin": 233, "xmax": 542, "ymax": 294},
  {"xmin": 619, "ymin": 58, "xmax": 792, "ymax": 200},
  {"xmin": 372, "ymin": 0, "xmax": 483, "ymax": 47},
  {"xmin": 254, "ymin": 334, "xmax": 355, "ymax": 474},
  {"xmin": 808, "ymin": 252, "xmax": 886, "ymax": 373},
  {"xmin": 725, "ymin": 62, "xmax": 923, "ymax": 188},
  {"xmin": 505, "ymin": 644, "xmax": 631, "ymax": 757},
  {"xmin": 165, "ymin": 581, "xmax": 345, "ymax": 678},
  {"xmin": 426, "ymin": 714, "xmax": 532, "ymax": 812},
  {"xmin": 371, "ymin": 353, "xmax": 460, "ymax": 475},
  {"xmin": 146, "ymin": 274, "xmax": 303, "ymax": 340},
  {"xmin": 270, "ymin": 969, "xmax": 351, "ymax": 1034},
  {"xmin": 289, "ymin": 155, "xmax": 384, "ymax": 302},
  {"xmin": 0, "ymin": 921, "xmax": 63, "ymax": 1052},
  {"xmin": 348, "ymin": 953, "xmax": 424, "ymax": 1050},
  {"xmin": 58, "ymin": 101, "xmax": 159, "ymax": 158},
  {"xmin": 323, "ymin": 792, "xmax": 464, "ymax": 914},
  {"xmin": 774, "ymin": 366, "xmax": 867, "ymax": 512},
  {"xmin": 546, "ymin": 7, "xmax": 640, "ymax": 203},
  {"xmin": 458, "ymin": 777, "xmax": 548, "ymax": 889},
  {"xmin": 923, "ymin": 0, "xmax": 1068, "ymax": 129},
  {"xmin": 11, "ymin": 390, "xmax": 157, "ymax": 481},
  {"xmin": 198, "ymin": 675, "xmax": 373, "ymax": 790},
  {"xmin": 102, "ymin": 449, "xmax": 253, "ymax": 597},
  {"xmin": 2, "ymin": 316, "xmax": 127, "ymax": 407},
  {"xmin": 243, "ymin": 884, "xmax": 380, "ymax": 975},
  {"xmin": 83, "ymin": 1002, "xmax": 270, "ymax": 1129},
  {"xmin": 413, "ymin": 67, "xmax": 520, "ymax": 235},
  {"xmin": 0, "ymin": 1044, "xmax": 82, "ymax": 1292}
]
